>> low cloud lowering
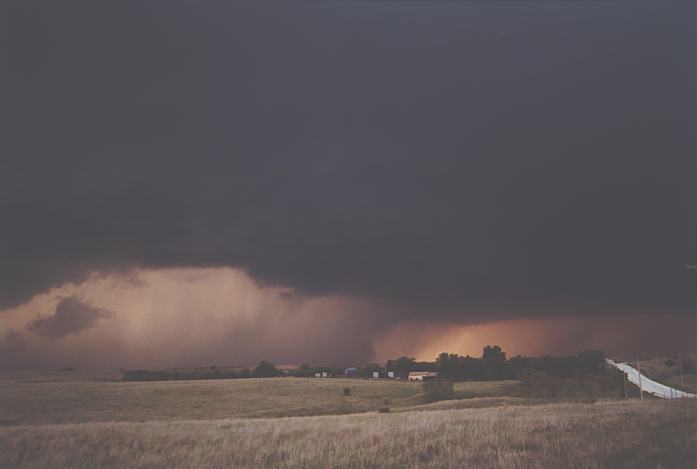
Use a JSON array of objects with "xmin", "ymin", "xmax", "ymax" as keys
[{"xmin": 28, "ymin": 297, "xmax": 113, "ymax": 338}]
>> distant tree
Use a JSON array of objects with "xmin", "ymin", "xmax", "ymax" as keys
[
  {"xmin": 437, "ymin": 352, "xmax": 450, "ymax": 373},
  {"xmin": 664, "ymin": 359, "xmax": 676, "ymax": 368},
  {"xmin": 436, "ymin": 353, "xmax": 461, "ymax": 379},
  {"xmin": 392, "ymin": 356, "xmax": 416, "ymax": 378},
  {"xmin": 682, "ymin": 358, "xmax": 696, "ymax": 374},
  {"xmin": 482, "ymin": 345, "xmax": 506, "ymax": 362},
  {"xmin": 480, "ymin": 346, "xmax": 513, "ymax": 379},
  {"xmin": 360, "ymin": 363, "xmax": 383, "ymax": 378},
  {"xmin": 254, "ymin": 361, "xmax": 281, "ymax": 378},
  {"xmin": 298, "ymin": 363, "xmax": 311, "ymax": 372},
  {"xmin": 577, "ymin": 350, "xmax": 606, "ymax": 375}
]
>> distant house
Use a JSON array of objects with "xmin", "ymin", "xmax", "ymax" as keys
[
  {"xmin": 322, "ymin": 371, "xmax": 328, "ymax": 378},
  {"xmin": 387, "ymin": 371, "xmax": 395, "ymax": 378},
  {"xmin": 344, "ymin": 367, "xmax": 358, "ymax": 378},
  {"xmin": 314, "ymin": 372, "xmax": 322, "ymax": 378},
  {"xmin": 408, "ymin": 371, "xmax": 438, "ymax": 381},
  {"xmin": 372, "ymin": 371, "xmax": 380, "ymax": 378}
]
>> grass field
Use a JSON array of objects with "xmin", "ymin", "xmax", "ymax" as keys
[
  {"xmin": 0, "ymin": 373, "xmax": 537, "ymax": 426},
  {"xmin": 668, "ymin": 374, "xmax": 697, "ymax": 391},
  {"xmin": 1, "ymin": 372, "xmax": 696, "ymax": 468},
  {"xmin": 633, "ymin": 354, "xmax": 697, "ymax": 394},
  {"xmin": 0, "ymin": 376, "xmax": 437, "ymax": 425}
]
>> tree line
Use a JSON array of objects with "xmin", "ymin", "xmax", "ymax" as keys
[
  {"xmin": 352, "ymin": 347, "xmax": 606, "ymax": 381},
  {"xmin": 122, "ymin": 346, "xmax": 607, "ymax": 382}
]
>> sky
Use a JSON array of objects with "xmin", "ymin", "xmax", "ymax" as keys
[{"xmin": 1, "ymin": 1, "xmax": 696, "ymax": 370}]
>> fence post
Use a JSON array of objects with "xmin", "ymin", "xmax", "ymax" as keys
[
  {"xmin": 636, "ymin": 357, "xmax": 643, "ymax": 401},
  {"xmin": 678, "ymin": 351, "xmax": 684, "ymax": 387}
]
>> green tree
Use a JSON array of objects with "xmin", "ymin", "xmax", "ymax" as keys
[
  {"xmin": 360, "ymin": 363, "xmax": 383, "ymax": 378},
  {"xmin": 254, "ymin": 360, "xmax": 281, "ymax": 378},
  {"xmin": 577, "ymin": 350, "xmax": 605, "ymax": 375},
  {"xmin": 393, "ymin": 356, "xmax": 416, "ymax": 378},
  {"xmin": 482, "ymin": 345, "xmax": 506, "ymax": 361}
]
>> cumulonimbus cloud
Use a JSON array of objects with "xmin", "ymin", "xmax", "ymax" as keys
[{"xmin": 1, "ymin": 2, "xmax": 695, "ymax": 325}]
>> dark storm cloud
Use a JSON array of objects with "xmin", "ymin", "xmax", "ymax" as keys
[
  {"xmin": 27, "ymin": 297, "xmax": 113, "ymax": 338},
  {"xmin": 1, "ymin": 2, "xmax": 696, "ymax": 320}
]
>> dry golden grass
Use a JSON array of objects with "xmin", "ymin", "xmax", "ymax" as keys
[
  {"xmin": 0, "ymin": 377, "xmax": 431, "ymax": 425},
  {"xmin": 453, "ymin": 380, "xmax": 522, "ymax": 397},
  {"xmin": 635, "ymin": 354, "xmax": 697, "ymax": 394},
  {"xmin": 2, "ymin": 400, "xmax": 696, "ymax": 468},
  {"xmin": 673, "ymin": 374, "xmax": 697, "ymax": 389},
  {"xmin": 2, "ymin": 373, "xmax": 695, "ymax": 468}
]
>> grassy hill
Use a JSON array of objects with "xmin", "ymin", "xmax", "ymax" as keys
[
  {"xmin": 0, "ymin": 377, "xmax": 428, "ymax": 425},
  {"xmin": 2, "ymin": 400, "xmax": 696, "ymax": 468},
  {"xmin": 633, "ymin": 354, "xmax": 697, "ymax": 394},
  {"xmin": 0, "ymin": 372, "xmax": 626, "ymax": 427},
  {"xmin": 1, "ymin": 375, "xmax": 547, "ymax": 425},
  {"xmin": 1, "ymin": 371, "xmax": 696, "ymax": 468}
]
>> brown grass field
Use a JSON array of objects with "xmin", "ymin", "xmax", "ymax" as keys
[
  {"xmin": 635, "ymin": 354, "xmax": 697, "ymax": 394},
  {"xmin": 1, "ymin": 373, "xmax": 696, "ymax": 468},
  {"xmin": 0, "ymin": 374, "xmax": 524, "ymax": 425}
]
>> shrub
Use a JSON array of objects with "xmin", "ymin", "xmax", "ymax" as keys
[
  {"xmin": 378, "ymin": 407, "xmax": 391, "ymax": 413},
  {"xmin": 254, "ymin": 361, "xmax": 282, "ymax": 378},
  {"xmin": 423, "ymin": 379, "xmax": 455, "ymax": 403},
  {"xmin": 343, "ymin": 387, "xmax": 352, "ymax": 396}
]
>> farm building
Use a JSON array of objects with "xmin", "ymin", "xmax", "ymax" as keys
[
  {"xmin": 344, "ymin": 367, "xmax": 358, "ymax": 377},
  {"xmin": 407, "ymin": 371, "xmax": 438, "ymax": 381}
]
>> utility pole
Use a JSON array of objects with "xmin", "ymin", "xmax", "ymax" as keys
[
  {"xmin": 636, "ymin": 357, "xmax": 643, "ymax": 401},
  {"xmin": 678, "ymin": 351, "xmax": 684, "ymax": 386},
  {"xmin": 623, "ymin": 371, "xmax": 628, "ymax": 399}
]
